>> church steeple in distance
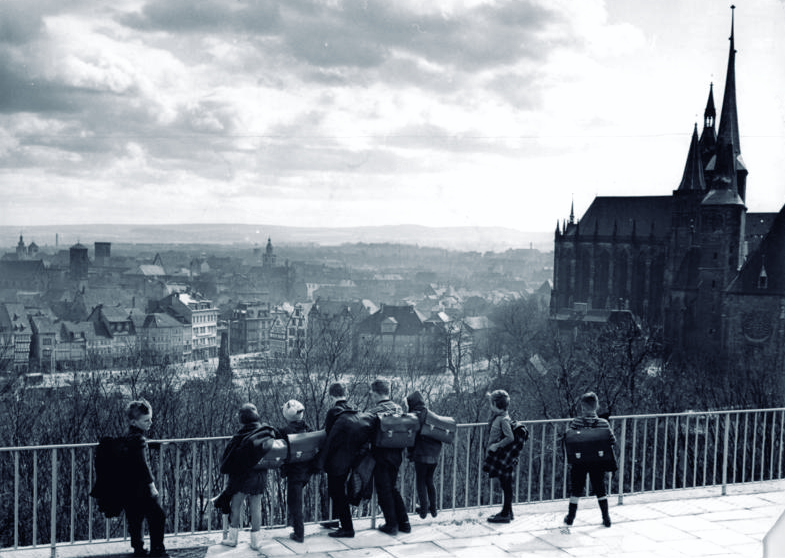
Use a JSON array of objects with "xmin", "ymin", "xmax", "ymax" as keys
[
  {"xmin": 706, "ymin": 5, "xmax": 747, "ymax": 202},
  {"xmin": 717, "ymin": 6, "xmax": 740, "ymax": 157}
]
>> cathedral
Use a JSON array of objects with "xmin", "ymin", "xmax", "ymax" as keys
[{"xmin": 550, "ymin": 8, "xmax": 784, "ymax": 362}]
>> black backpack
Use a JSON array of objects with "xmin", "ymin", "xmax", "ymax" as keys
[{"xmin": 89, "ymin": 436, "xmax": 128, "ymax": 518}]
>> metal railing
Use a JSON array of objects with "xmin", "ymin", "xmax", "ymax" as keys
[{"xmin": 2, "ymin": 408, "xmax": 784, "ymax": 555}]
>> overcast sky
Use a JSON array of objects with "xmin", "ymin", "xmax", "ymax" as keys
[{"xmin": 2, "ymin": 0, "xmax": 784, "ymax": 235}]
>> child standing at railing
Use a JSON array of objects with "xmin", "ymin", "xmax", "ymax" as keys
[
  {"xmin": 280, "ymin": 399, "xmax": 312, "ymax": 543},
  {"xmin": 483, "ymin": 390, "xmax": 516, "ymax": 523},
  {"xmin": 406, "ymin": 391, "xmax": 442, "ymax": 519},
  {"xmin": 219, "ymin": 403, "xmax": 270, "ymax": 550},
  {"xmin": 563, "ymin": 392, "xmax": 616, "ymax": 528},
  {"xmin": 124, "ymin": 399, "xmax": 168, "ymax": 557}
]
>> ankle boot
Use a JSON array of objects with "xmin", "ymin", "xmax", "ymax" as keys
[
  {"xmin": 598, "ymin": 498, "xmax": 611, "ymax": 527},
  {"xmin": 221, "ymin": 526, "xmax": 239, "ymax": 547},
  {"xmin": 564, "ymin": 502, "xmax": 578, "ymax": 525},
  {"xmin": 250, "ymin": 530, "xmax": 264, "ymax": 550}
]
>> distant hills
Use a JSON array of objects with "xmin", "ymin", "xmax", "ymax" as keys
[{"xmin": 1, "ymin": 224, "xmax": 554, "ymax": 253}]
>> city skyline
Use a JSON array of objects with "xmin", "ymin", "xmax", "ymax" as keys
[{"xmin": 1, "ymin": 0, "xmax": 784, "ymax": 233}]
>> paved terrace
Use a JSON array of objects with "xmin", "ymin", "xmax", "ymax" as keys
[{"xmin": 9, "ymin": 480, "xmax": 785, "ymax": 558}]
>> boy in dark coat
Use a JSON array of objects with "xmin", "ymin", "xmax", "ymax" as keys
[
  {"xmin": 280, "ymin": 399, "xmax": 311, "ymax": 543},
  {"xmin": 369, "ymin": 379, "xmax": 410, "ymax": 535},
  {"xmin": 564, "ymin": 392, "xmax": 616, "ymax": 528},
  {"xmin": 317, "ymin": 382, "xmax": 357, "ymax": 538},
  {"xmin": 406, "ymin": 391, "xmax": 442, "ymax": 519},
  {"xmin": 123, "ymin": 399, "xmax": 168, "ymax": 557}
]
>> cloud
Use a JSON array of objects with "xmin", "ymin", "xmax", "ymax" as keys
[
  {"xmin": 120, "ymin": 0, "xmax": 283, "ymax": 34},
  {"xmin": 13, "ymin": 0, "xmax": 763, "ymax": 234}
]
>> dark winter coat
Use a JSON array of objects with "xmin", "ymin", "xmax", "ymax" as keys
[
  {"xmin": 281, "ymin": 419, "xmax": 313, "ymax": 484},
  {"xmin": 221, "ymin": 421, "xmax": 270, "ymax": 495},
  {"xmin": 406, "ymin": 392, "xmax": 442, "ymax": 465},
  {"xmin": 568, "ymin": 413, "xmax": 617, "ymax": 445},
  {"xmin": 318, "ymin": 401, "xmax": 370, "ymax": 476},
  {"xmin": 324, "ymin": 400, "xmax": 352, "ymax": 433}
]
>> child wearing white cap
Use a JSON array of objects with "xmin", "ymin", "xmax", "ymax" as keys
[{"xmin": 280, "ymin": 399, "xmax": 312, "ymax": 543}]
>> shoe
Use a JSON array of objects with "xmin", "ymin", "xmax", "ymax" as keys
[
  {"xmin": 220, "ymin": 526, "xmax": 239, "ymax": 547},
  {"xmin": 320, "ymin": 520, "xmax": 340, "ymax": 529},
  {"xmin": 416, "ymin": 506, "xmax": 427, "ymax": 519},
  {"xmin": 132, "ymin": 549, "xmax": 148, "ymax": 557},
  {"xmin": 149, "ymin": 549, "xmax": 169, "ymax": 558},
  {"xmin": 599, "ymin": 498, "xmax": 611, "ymax": 527},
  {"xmin": 565, "ymin": 502, "xmax": 578, "ymax": 526},
  {"xmin": 328, "ymin": 528, "xmax": 355, "ymax": 538},
  {"xmin": 289, "ymin": 533, "xmax": 304, "ymax": 543},
  {"xmin": 398, "ymin": 522, "xmax": 411, "ymax": 533},
  {"xmin": 378, "ymin": 523, "xmax": 398, "ymax": 535},
  {"xmin": 250, "ymin": 530, "xmax": 264, "ymax": 550},
  {"xmin": 429, "ymin": 507, "xmax": 437, "ymax": 518},
  {"xmin": 487, "ymin": 513, "xmax": 511, "ymax": 524}
]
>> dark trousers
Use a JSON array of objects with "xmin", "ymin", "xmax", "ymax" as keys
[
  {"xmin": 374, "ymin": 461, "xmax": 408, "ymax": 528},
  {"xmin": 415, "ymin": 462, "xmax": 437, "ymax": 513},
  {"xmin": 569, "ymin": 465, "xmax": 607, "ymax": 498},
  {"xmin": 498, "ymin": 475, "xmax": 513, "ymax": 515},
  {"xmin": 125, "ymin": 494, "xmax": 165, "ymax": 551},
  {"xmin": 327, "ymin": 473, "xmax": 353, "ymax": 532},
  {"xmin": 287, "ymin": 479, "xmax": 306, "ymax": 537}
]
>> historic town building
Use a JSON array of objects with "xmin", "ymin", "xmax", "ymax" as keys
[{"xmin": 551, "ymin": 9, "xmax": 785, "ymax": 362}]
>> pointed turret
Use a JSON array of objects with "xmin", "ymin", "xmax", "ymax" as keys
[
  {"xmin": 677, "ymin": 124, "xmax": 706, "ymax": 192},
  {"xmin": 699, "ymin": 83, "xmax": 716, "ymax": 167}
]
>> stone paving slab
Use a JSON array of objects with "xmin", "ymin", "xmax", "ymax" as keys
[
  {"xmin": 383, "ymin": 542, "xmax": 453, "ymax": 558},
  {"xmin": 6, "ymin": 480, "xmax": 785, "ymax": 558}
]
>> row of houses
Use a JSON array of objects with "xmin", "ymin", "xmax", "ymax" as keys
[
  {"xmin": 0, "ymin": 292, "xmax": 497, "ymax": 374},
  {"xmin": 0, "ymin": 291, "xmax": 220, "ymax": 372}
]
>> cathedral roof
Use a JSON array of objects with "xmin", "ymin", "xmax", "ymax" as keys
[
  {"xmin": 564, "ymin": 196, "xmax": 671, "ymax": 240},
  {"xmin": 727, "ymin": 204, "xmax": 785, "ymax": 295},
  {"xmin": 745, "ymin": 212, "xmax": 778, "ymax": 253}
]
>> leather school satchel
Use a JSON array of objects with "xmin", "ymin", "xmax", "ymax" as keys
[
  {"xmin": 375, "ymin": 413, "xmax": 420, "ymax": 448},
  {"xmin": 254, "ymin": 438, "xmax": 288, "ymax": 469},
  {"xmin": 421, "ymin": 410, "xmax": 457, "ymax": 443},
  {"xmin": 287, "ymin": 430, "xmax": 326, "ymax": 463},
  {"xmin": 563, "ymin": 426, "xmax": 617, "ymax": 471}
]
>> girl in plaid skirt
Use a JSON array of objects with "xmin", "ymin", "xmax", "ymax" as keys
[{"xmin": 484, "ymin": 390, "xmax": 515, "ymax": 523}]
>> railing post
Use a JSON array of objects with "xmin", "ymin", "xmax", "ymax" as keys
[
  {"xmin": 722, "ymin": 413, "xmax": 730, "ymax": 495},
  {"xmin": 50, "ymin": 448, "xmax": 57, "ymax": 558},
  {"xmin": 14, "ymin": 451, "xmax": 19, "ymax": 549},
  {"xmin": 617, "ymin": 418, "xmax": 627, "ymax": 505}
]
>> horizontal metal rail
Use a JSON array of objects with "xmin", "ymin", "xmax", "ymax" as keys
[{"xmin": 2, "ymin": 408, "xmax": 784, "ymax": 556}]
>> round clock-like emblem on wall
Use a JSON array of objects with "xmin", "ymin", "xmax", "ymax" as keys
[{"xmin": 741, "ymin": 311, "xmax": 773, "ymax": 343}]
